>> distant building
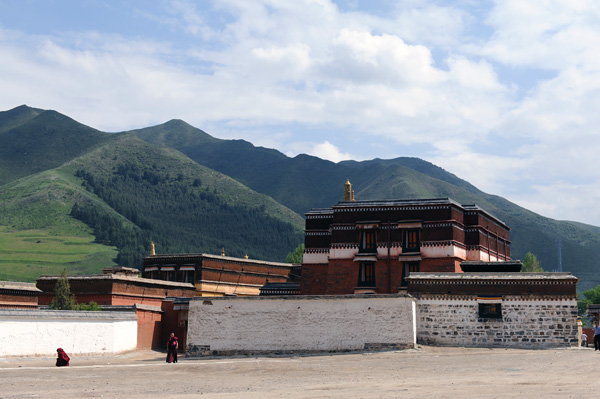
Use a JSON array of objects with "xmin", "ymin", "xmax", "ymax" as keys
[
  {"xmin": 142, "ymin": 251, "xmax": 300, "ymax": 296},
  {"xmin": 36, "ymin": 267, "xmax": 195, "ymax": 349},
  {"xmin": 37, "ymin": 267, "xmax": 195, "ymax": 308},
  {"xmin": 301, "ymin": 180, "xmax": 511, "ymax": 295},
  {"xmin": 0, "ymin": 281, "xmax": 41, "ymax": 309}
]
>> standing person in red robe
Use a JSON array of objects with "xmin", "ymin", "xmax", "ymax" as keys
[
  {"xmin": 56, "ymin": 348, "xmax": 70, "ymax": 367},
  {"xmin": 166, "ymin": 333, "xmax": 178, "ymax": 363}
]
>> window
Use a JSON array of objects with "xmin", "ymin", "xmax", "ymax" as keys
[
  {"xmin": 359, "ymin": 230, "xmax": 376, "ymax": 253},
  {"xmin": 478, "ymin": 303, "xmax": 502, "ymax": 319},
  {"xmin": 183, "ymin": 270, "xmax": 195, "ymax": 283},
  {"xmin": 403, "ymin": 230, "xmax": 420, "ymax": 252},
  {"xmin": 400, "ymin": 262, "xmax": 419, "ymax": 287},
  {"xmin": 357, "ymin": 263, "xmax": 376, "ymax": 287}
]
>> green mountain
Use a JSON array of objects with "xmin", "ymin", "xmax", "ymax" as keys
[
  {"xmin": 2, "ymin": 105, "xmax": 599, "ymax": 291},
  {"xmin": 0, "ymin": 106, "xmax": 110, "ymax": 185},
  {"xmin": 0, "ymin": 107, "xmax": 303, "ymax": 281},
  {"xmin": 64, "ymin": 133, "xmax": 304, "ymax": 264},
  {"xmin": 133, "ymin": 120, "xmax": 600, "ymax": 290}
]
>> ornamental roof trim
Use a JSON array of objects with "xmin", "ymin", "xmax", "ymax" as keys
[
  {"xmin": 144, "ymin": 253, "xmax": 294, "ymax": 268},
  {"xmin": 406, "ymin": 272, "xmax": 578, "ymax": 281},
  {"xmin": 36, "ymin": 274, "xmax": 195, "ymax": 288},
  {"xmin": 306, "ymin": 197, "xmax": 508, "ymax": 228},
  {"xmin": 0, "ymin": 281, "xmax": 41, "ymax": 292}
]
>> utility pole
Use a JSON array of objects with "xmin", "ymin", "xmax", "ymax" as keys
[{"xmin": 557, "ymin": 239, "xmax": 563, "ymax": 272}]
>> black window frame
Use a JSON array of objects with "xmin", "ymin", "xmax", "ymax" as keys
[
  {"xmin": 359, "ymin": 230, "xmax": 377, "ymax": 253},
  {"xmin": 478, "ymin": 303, "xmax": 502, "ymax": 319},
  {"xmin": 162, "ymin": 270, "xmax": 175, "ymax": 281},
  {"xmin": 400, "ymin": 262, "xmax": 419, "ymax": 287},
  {"xmin": 357, "ymin": 262, "xmax": 376, "ymax": 287},
  {"xmin": 183, "ymin": 270, "xmax": 195, "ymax": 284},
  {"xmin": 403, "ymin": 230, "xmax": 420, "ymax": 252}
]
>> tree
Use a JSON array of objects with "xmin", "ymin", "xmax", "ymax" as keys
[
  {"xmin": 521, "ymin": 251, "xmax": 544, "ymax": 272},
  {"xmin": 582, "ymin": 285, "xmax": 600, "ymax": 304},
  {"xmin": 579, "ymin": 285, "xmax": 600, "ymax": 324},
  {"xmin": 49, "ymin": 268, "xmax": 76, "ymax": 310},
  {"xmin": 285, "ymin": 243, "xmax": 304, "ymax": 264},
  {"xmin": 73, "ymin": 301, "xmax": 102, "ymax": 311}
]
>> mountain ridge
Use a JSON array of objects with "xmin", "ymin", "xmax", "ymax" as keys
[{"xmin": 1, "ymin": 105, "xmax": 599, "ymax": 290}]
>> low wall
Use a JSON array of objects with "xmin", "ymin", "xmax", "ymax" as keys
[
  {"xmin": 0, "ymin": 309, "xmax": 137, "ymax": 357},
  {"xmin": 187, "ymin": 295, "xmax": 416, "ymax": 356},
  {"xmin": 416, "ymin": 297, "xmax": 578, "ymax": 348}
]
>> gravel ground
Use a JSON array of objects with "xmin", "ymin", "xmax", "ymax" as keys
[{"xmin": 0, "ymin": 346, "xmax": 597, "ymax": 398}]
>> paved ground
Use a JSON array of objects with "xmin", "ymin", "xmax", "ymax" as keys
[{"xmin": 1, "ymin": 346, "xmax": 599, "ymax": 398}]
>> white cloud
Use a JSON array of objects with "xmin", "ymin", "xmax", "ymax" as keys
[
  {"xmin": 2, "ymin": 0, "xmax": 600, "ymax": 225},
  {"xmin": 310, "ymin": 141, "xmax": 353, "ymax": 163},
  {"xmin": 477, "ymin": 0, "xmax": 600, "ymax": 70},
  {"xmin": 510, "ymin": 181, "xmax": 600, "ymax": 225}
]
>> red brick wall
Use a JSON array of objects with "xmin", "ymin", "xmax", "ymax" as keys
[
  {"xmin": 420, "ymin": 258, "xmax": 462, "ymax": 273},
  {"xmin": 136, "ymin": 308, "xmax": 163, "ymax": 350},
  {"xmin": 37, "ymin": 278, "xmax": 195, "ymax": 306},
  {"xmin": 0, "ymin": 293, "xmax": 38, "ymax": 309},
  {"xmin": 161, "ymin": 300, "xmax": 187, "ymax": 352},
  {"xmin": 300, "ymin": 264, "xmax": 328, "ymax": 295},
  {"xmin": 583, "ymin": 328, "xmax": 593, "ymax": 346},
  {"xmin": 304, "ymin": 259, "xmax": 467, "ymax": 295},
  {"xmin": 325, "ymin": 260, "xmax": 356, "ymax": 295}
]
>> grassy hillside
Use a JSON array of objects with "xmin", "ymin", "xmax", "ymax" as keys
[{"xmin": 0, "ymin": 169, "xmax": 119, "ymax": 282}]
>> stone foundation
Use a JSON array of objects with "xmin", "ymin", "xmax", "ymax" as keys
[{"xmin": 416, "ymin": 297, "xmax": 578, "ymax": 348}]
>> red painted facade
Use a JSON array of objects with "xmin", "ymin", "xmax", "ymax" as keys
[
  {"xmin": 301, "ymin": 198, "xmax": 511, "ymax": 295},
  {"xmin": 36, "ymin": 274, "xmax": 195, "ymax": 306},
  {"xmin": 142, "ymin": 253, "xmax": 299, "ymax": 296}
]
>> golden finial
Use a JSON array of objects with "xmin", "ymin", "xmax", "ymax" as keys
[
  {"xmin": 344, "ymin": 179, "xmax": 355, "ymax": 201},
  {"xmin": 221, "ymin": 247, "xmax": 225, "ymax": 256},
  {"xmin": 245, "ymin": 254, "xmax": 249, "ymax": 259},
  {"xmin": 150, "ymin": 242, "xmax": 156, "ymax": 256}
]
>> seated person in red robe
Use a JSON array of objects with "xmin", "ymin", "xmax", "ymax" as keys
[{"xmin": 56, "ymin": 348, "xmax": 70, "ymax": 367}]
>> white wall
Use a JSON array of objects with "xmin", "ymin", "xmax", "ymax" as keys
[
  {"xmin": 0, "ymin": 310, "xmax": 138, "ymax": 357},
  {"xmin": 187, "ymin": 295, "xmax": 416, "ymax": 356}
]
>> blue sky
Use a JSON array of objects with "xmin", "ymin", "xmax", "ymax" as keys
[{"xmin": 1, "ymin": 0, "xmax": 599, "ymax": 226}]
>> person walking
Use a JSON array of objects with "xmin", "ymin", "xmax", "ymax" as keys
[
  {"xmin": 166, "ymin": 333, "xmax": 178, "ymax": 363},
  {"xmin": 594, "ymin": 321, "xmax": 600, "ymax": 351}
]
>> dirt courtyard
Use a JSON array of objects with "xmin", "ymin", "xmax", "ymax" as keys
[{"xmin": 1, "ymin": 346, "xmax": 598, "ymax": 398}]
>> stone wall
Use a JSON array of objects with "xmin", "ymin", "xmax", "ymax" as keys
[
  {"xmin": 416, "ymin": 297, "xmax": 578, "ymax": 348},
  {"xmin": 0, "ymin": 309, "xmax": 137, "ymax": 356},
  {"xmin": 187, "ymin": 295, "xmax": 416, "ymax": 356}
]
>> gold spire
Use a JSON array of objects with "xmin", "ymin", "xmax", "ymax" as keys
[
  {"xmin": 221, "ymin": 247, "xmax": 225, "ymax": 256},
  {"xmin": 150, "ymin": 241, "xmax": 156, "ymax": 256},
  {"xmin": 344, "ymin": 179, "xmax": 355, "ymax": 201},
  {"xmin": 245, "ymin": 254, "xmax": 249, "ymax": 259}
]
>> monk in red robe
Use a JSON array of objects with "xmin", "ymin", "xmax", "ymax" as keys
[
  {"xmin": 56, "ymin": 348, "xmax": 70, "ymax": 367},
  {"xmin": 166, "ymin": 333, "xmax": 178, "ymax": 363}
]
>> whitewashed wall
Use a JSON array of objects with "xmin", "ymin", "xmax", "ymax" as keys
[
  {"xmin": 187, "ymin": 295, "xmax": 416, "ymax": 356},
  {"xmin": 0, "ymin": 310, "xmax": 137, "ymax": 357}
]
